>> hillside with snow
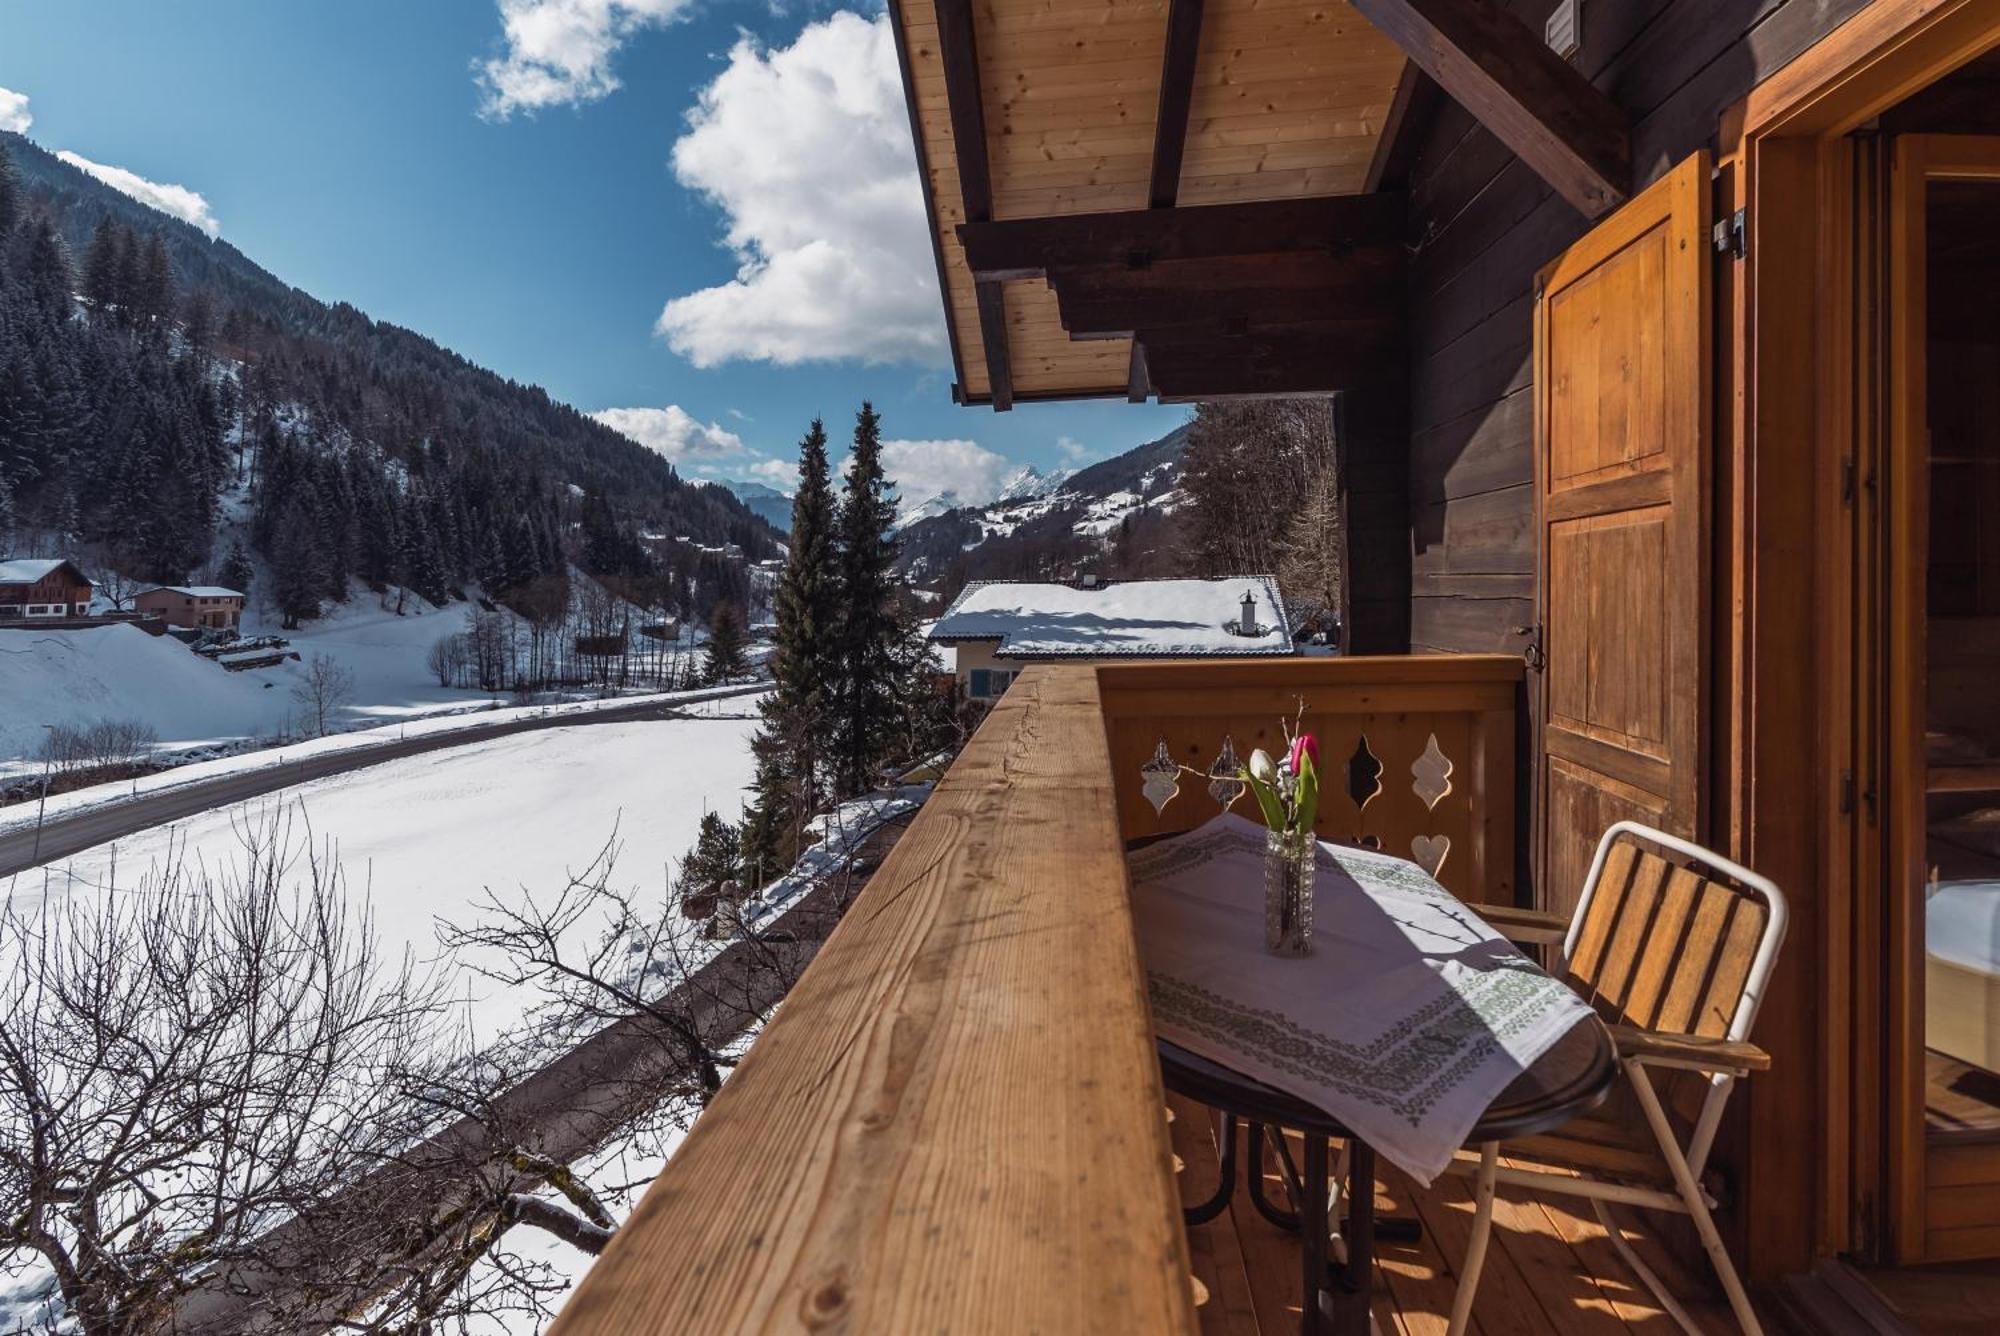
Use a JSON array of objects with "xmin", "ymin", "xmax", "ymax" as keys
[{"xmin": 893, "ymin": 423, "xmax": 1191, "ymax": 587}]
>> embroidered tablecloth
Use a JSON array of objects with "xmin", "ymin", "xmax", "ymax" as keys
[{"xmin": 1129, "ymin": 813, "xmax": 1594, "ymax": 1183}]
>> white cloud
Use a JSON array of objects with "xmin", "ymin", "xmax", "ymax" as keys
[
  {"xmin": 1056, "ymin": 436, "xmax": 1097, "ymax": 465},
  {"xmin": 746, "ymin": 457, "xmax": 795, "ymax": 489},
  {"xmin": 656, "ymin": 11, "xmax": 946, "ymax": 368},
  {"xmin": 477, "ymin": 0, "xmax": 690, "ymax": 119},
  {"xmin": 0, "ymin": 86, "xmax": 31, "ymax": 134},
  {"xmin": 54, "ymin": 151, "xmax": 220, "ymax": 237},
  {"xmin": 875, "ymin": 438, "xmax": 1014, "ymax": 510},
  {"xmin": 593, "ymin": 405, "xmax": 746, "ymax": 461}
]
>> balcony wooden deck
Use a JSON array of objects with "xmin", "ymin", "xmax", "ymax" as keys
[
  {"xmin": 548, "ymin": 656, "xmax": 1670, "ymax": 1335},
  {"xmin": 1168, "ymin": 1095, "xmax": 1738, "ymax": 1335}
]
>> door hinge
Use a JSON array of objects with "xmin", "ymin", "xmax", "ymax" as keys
[
  {"xmin": 1841, "ymin": 457, "xmax": 1857, "ymax": 507},
  {"xmin": 1512, "ymin": 623, "xmax": 1545, "ymax": 673},
  {"xmin": 1840, "ymin": 770, "xmax": 1856, "ymax": 816},
  {"xmin": 1712, "ymin": 208, "xmax": 1747, "ymax": 260}
]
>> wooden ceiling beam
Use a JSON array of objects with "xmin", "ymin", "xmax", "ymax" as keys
[
  {"xmin": 1364, "ymin": 63, "xmax": 1439, "ymax": 194},
  {"xmin": 1141, "ymin": 332, "xmax": 1401, "ymax": 401},
  {"xmin": 934, "ymin": 0, "xmax": 1013, "ymax": 411},
  {"xmin": 1147, "ymin": 0, "xmax": 1205, "ymax": 209},
  {"xmin": 1347, "ymin": 0, "xmax": 1629, "ymax": 218},
  {"xmin": 959, "ymin": 194, "xmax": 1406, "ymax": 281},
  {"xmin": 1049, "ymin": 250, "xmax": 1403, "ymax": 336}
]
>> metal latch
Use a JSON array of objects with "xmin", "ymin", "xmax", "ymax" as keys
[{"xmin": 1712, "ymin": 208, "xmax": 1746, "ymax": 260}]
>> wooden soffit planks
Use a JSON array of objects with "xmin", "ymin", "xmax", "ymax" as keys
[
  {"xmin": 895, "ymin": 0, "xmax": 1639, "ymax": 407},
  {"xmin": 895, "ymin": 0, "xmax": 1411, "ymax": 406}
]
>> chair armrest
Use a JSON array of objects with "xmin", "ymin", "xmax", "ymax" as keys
[
  {"xmin": 1609, "ymin": 1024, "xmax": 1771, "ymax": 1074},
  {"xmin": 1464, "ymin": 902, "xmax": 1568, "ymax": 945}
]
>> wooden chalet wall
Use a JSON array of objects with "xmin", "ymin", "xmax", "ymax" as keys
[{"xmin": 1403, "ymin": 0, "xmax": 1872, "ymax": 656}]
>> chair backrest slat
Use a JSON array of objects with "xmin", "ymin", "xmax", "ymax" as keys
[
  {"xmin": 1621, "ymin": 864, "xmax": 1704, "ymax": 1028},
  {"xmin": 1563, "ymin": 827, "xmax": 1774, "ymax": 1041}
]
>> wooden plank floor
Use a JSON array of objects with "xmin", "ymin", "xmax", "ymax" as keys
[{"xmin": 1168, "ymin": 1095, "xmax": 1739, "ymax": 1335}]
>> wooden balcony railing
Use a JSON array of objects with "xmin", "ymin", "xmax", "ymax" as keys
[
  {"xmin": 548, "ymin": 655, "xmax": 1523, "ymax": 1334},
  {"xmin": 1100, "ymin": 655, "xmax": 1522, "ymax": 904}
]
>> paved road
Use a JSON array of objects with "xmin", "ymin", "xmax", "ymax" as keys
[{"xmin": 0, "ymin": 684, "xmax": 768, "ymax": 880}]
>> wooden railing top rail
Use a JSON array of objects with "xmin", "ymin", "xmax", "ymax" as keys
[{"xmin": 547, "ymin": 665, "xmax": 1197, "ymax": 1335}]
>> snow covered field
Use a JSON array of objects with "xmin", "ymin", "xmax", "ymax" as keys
[
  {"xmin": 0, "ymin": 594, "xmax": 505, "ymax": 769},
  {"xmin": 8, "ymin": 716, "xmax": 761, "ymax": 1044}
]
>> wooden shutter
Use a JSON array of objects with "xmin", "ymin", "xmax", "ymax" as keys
[{"xmin": 1533, "ymin": 151, "xmax": 1711, "ymax": 916}]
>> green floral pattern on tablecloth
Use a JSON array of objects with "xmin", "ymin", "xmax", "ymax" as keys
[{"xmin": 1149, "ymin": 963, "xmax": 1561, "ymax": 1128}]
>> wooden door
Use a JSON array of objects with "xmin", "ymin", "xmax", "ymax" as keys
[
  {"xmin": 1533, "ymin": 152, "xmax": 1711, "ymax": 915},
  {"xmin": 1884, "ymin": 133, "xmax": 2000, "ymax": 1266}
]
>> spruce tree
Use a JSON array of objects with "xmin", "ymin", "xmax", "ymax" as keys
[
  {"xmin": 0, "ymin": 141, "xmax": 18, "ymax": 238},
  {"xmin": 831, "ymin": 402, "xmax": 902, "ymax": 796},
  {"xmin": 736, "ymin": 736, "xmax": 791, "ymax": 891},
  {"xmin": 217, "ymin": 539, "xmax": 254, "ymax": 595},
  {"xmin": 762, "ymin": 418, "xmax": 841, "ymax": 808},
  {"xmin": 676, "ymin": 810, "xmax": 741, "ymax": 898},
  {"xmin": 138, "ymin": 236, "xmax": 173, "ymax": 333},
  {"xmin": 703, "ymin": 600, "xmax": 749, "ymax": 685}
]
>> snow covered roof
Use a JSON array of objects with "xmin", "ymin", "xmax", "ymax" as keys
[
  {"xmin": 929, "ymin": 576, "xmax": 1294, "ymax": 660},
  {"xmin": 146, "ymin": 586, "xmax": 245, "ymax": 599},
  {"xmin": 0, "ymin": 558, "xmax": 89, "ymax": 586}
]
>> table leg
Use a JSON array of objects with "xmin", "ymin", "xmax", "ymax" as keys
[
  {"xmin": 1323, "ymin": 1139, "xmax": 1377, "ymax": 1330},
  {"xmin": 1184, "ymin": 1112, "xmax": 1239, "ymax": 1226},
  {"xmin": 1300, "ymin": 1132, "xmax": 1328, "ymax": 1336}
]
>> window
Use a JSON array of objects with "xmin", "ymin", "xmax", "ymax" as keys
[{"xmin": 968, "ymin": 668, "xmax": 992, "ymax": 699}]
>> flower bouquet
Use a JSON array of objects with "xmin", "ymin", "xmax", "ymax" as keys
[{"xmin": 1241, "ymin": 725, "xmax": 1320, "ymax": 957}]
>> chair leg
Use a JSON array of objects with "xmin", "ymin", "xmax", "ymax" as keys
[
  {"xmin": 1589, "ymin": 1198, "xmax": 1703, "ymax": 1336},
  {"xmin": 1446, "ymin": 1141, "xmax": 1498, "ymax": 1336},
  {"xmin": 1627, "ymin": 1062, "xmax": 1764, "ymax": 1336}
]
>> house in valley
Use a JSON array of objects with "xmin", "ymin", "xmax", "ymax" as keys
[
  {"xmin": 552, "ymin": 4, "xmax": 2000, "ymax": 1333},
  {"xmin": 135, "ymin": 585, "xmax": 246, "ymax": 631},
  {"xmin": 0, "ymin": 558, "xmax": 94, "ymax": 620},
  {"xmin": 928, "ymin": 575, "xmax": 1293, "ymax": 703}
]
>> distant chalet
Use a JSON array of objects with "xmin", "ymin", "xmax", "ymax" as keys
[
  {"xmin": 928, "ymin": 575, "xmax": 1292, "ymax": 703},
  {"xmin": 0, "ymin": 558, "xmax": 94, "ymax": 620},
  {"xmin": 136, "ymin": 585, "xmax": 247, "ymax": 632}
]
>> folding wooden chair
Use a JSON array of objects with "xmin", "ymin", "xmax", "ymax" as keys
[{"xmin": 1445, "ymin": 821, "xmax": 1789, "ymax": 1336}]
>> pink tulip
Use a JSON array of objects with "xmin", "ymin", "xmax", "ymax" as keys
[{"xmin": 1289, "ymin": 733, "xmax": 1319, "ymax": 775}]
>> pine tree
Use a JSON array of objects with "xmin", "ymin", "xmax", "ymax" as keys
[
  {"xmin": 762, "ymin": 418, "xmax": 842, "ymax": 806},
  {"xmin": 831, "ymin": 402, "xmax": 902, "ymax": 797},
  {"xmin": 676, "ymin": 810, "xmax": 741, "ymax": 898},
  {"xmin": 24, "ymin": 221, "xmax": 70, "ymax": 319},
  {"xmin": 217, "ymin": 539, "xmax": 254, "ymax": 595},
  {"xmin": 703, "ymin": 600, "xmax": 749, "ymax": 685},
  {"xmin": 271, "ymin": 497, "xmax": 326, "ymax": 628},
  {"xmin": 0, "ymin": 141, "xmax": 18, "ymax": 238},
  {"xmin": 137, "ymin": 235, "xmax": 174, "ymax": 333},
  {"xmin": 736, "ymin": 735, "xmax": 792, "ymax": 891}
]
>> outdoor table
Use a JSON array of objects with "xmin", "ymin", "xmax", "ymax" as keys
[{"xmin": 1128, "ymin": 816, "xmax": 1617, "ymax": 1335}]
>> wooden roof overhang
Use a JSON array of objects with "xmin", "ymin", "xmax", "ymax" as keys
[{"xmin": 889, "ymin": 0, "xmax": 1634, "ymax": 408}]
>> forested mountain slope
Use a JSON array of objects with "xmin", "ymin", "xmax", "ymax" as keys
[
  {"xmin": 894, "ymin": 422, "xmax": 1190, "ymax": 591},
  {"xmin": 0, "ymin": 132, "xmax": 777, "ymax": 619}
]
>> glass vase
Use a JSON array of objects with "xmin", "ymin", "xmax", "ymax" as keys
[{"xmin": 1264, "ymin": 825, "xmax": 1316, "ymax": 956}]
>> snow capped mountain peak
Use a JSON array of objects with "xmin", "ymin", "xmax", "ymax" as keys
[
  {"xmin": 896, "ymin": 488, "xmax": 969, "ymax": 529},
  {"xmin": 995, "ymin": 464, "xmax": 1071, "ymax": 503}
]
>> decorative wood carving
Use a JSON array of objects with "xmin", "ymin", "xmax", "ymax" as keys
[
  {"xmin": 1411, "ymin": 833, "xmax": 1451, "ymax": 879},
  {"xmin": 1142, "ymin": 739, "xmax": 1181, "ymax": 815},
  {"xmin": 1412, "ymin": 732, "xmax": 1454, "ymax": 812},
  {"xmin": 1346, "ymin": 734, "xmax": 1385, "ymax": 814},
  {"xmin": 1206, "ymin": 735, "xmax": 1244, "ymax": 810}
]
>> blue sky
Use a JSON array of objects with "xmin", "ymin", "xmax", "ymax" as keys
[{"xmin": 0, "ymin": 0, "xmax": 1184, "ymax": 503}]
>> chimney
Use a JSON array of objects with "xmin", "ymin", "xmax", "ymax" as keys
[{"xmin": 1239, "ymin": 590, "xmax": 1257, "ymax": 635}]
